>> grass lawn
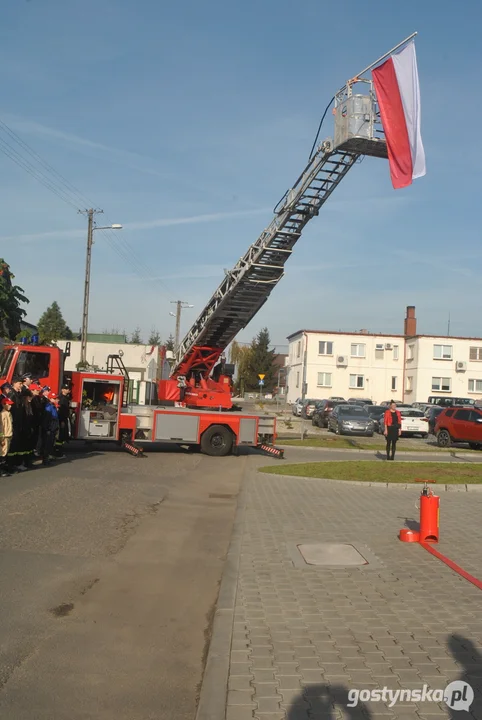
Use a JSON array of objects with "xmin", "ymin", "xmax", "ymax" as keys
[{"xmin": 259, "ymin": 461, "xmax": 482, "ymax": 484}]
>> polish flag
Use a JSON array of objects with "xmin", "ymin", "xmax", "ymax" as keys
[{"xmin": 372, "ymin": 40, "xmax": 426, "ymax": 189}]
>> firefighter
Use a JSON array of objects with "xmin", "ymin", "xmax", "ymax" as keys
[
  {"xmin": 30, "ymin": 383, "xmax": 44, "ymax": 458},
  {"xmin": 41, "ymin": 391, "xmax": 59, "ymax": 466},
  {"xmin": 55, "ymin": 383, "xmax": 70, "ymax": 458},
  {"xmin": 17, "ymin": 390, "xmax": 35, "ymax": 470},
  {"xmin": 6, "ymin": 377, "xmax": 25, "ymax": 472}
]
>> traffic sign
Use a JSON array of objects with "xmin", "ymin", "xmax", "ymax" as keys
[
  {"xmin": 258, "ymin": 374, "xmax": 265, "ymax": 380},
  {"xmin": 258, "ymin": 380, "xmax": 264, "ymax": 386}
]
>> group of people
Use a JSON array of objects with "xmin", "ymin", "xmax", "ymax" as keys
[{"xmin": 0, "ymin": 373, "xmax": 71, "ymax": 477}]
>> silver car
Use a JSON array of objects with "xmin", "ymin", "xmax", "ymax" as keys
[{"xmin": 328, "ymin": 404, "xmax": 374, "ymax": 436}]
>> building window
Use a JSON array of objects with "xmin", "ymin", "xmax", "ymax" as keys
[
  {"xmin": 470, "ymin": 347, "xmax": 482, "ymax": 361},
  {"xmin": 349, "ymin": 374, "xmax": 364, "ymax": 389},
  {"xmin": 375, "ymin": 344, "xmax": 384, "ymax": 360},
  {"xmin": 296, "ymin": 341, "xmax": 301, "ymax": 358},
  {"xmin": 393, "ymin": 345, "xmax": 399, "ymax": 361},
  {"xmin": 406, "ymin": 376, "xmax": 413, "ymax": 392},
  {"xmin": 317, "ymin": 372, "xmax": 332, "ymax": 387},
  {"xmin": 391, "ymin": 376, "xmax": 398, "ymax": 392},
  {"xmin": 468, "ymin": 379, "xmax": 482, "ymax": 393},
  {"xmin": 407, "ymin": 345, "xmax": 415, "ymax": 360},
  {"xmin": 318, "ymin": 341, "xmax": 333, "ymax": 355},
  {"xmin": 432, "ymin": 377, "xmax": 451, "ymax": 392},
  {"xmin": 296, "ymin": 371, "xmax": 300, "ymax": 388},
  {"xmin": 350, "ymin": 343, "xmax": 366, "ymax": 358},
  {"xmin": 433, "ymin": 344, "xmax": 453, "ymax": 360}
]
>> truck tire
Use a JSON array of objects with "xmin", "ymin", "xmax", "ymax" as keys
[{"xmin": 200, "ymin": 425, "xmax": 233, "ymax": 457}]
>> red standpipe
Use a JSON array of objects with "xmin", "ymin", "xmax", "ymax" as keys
[{"xmin": 399, "ymin": 480, "xmax": 439, "ymax": 544}]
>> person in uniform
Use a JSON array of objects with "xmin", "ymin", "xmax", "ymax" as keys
[
  {"xmin": 7, "ymin": 377, "xmax": 25, "ymax": 472},
  {"xmin": 55, "ymin": 383, "xmax": 71, "ymax": 457},
  {"xmin": 0, "ymin": 396, "xmax": 14, "ymax": 477},
  {"xmin": 41, "ymin": 391, "xmax": 59, "ymax": 466}
]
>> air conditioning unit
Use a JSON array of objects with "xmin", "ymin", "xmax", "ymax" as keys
[
  {"xmin": 336, "ymin": 355, "xmax": 348, "ymax": 366},
  {"xmin": 375, "ymin": 344, "xmax": 384, "ymax": 351},
  {"xmin": 456, "ymin": 361, "xmax": 467, "ymax": 372},
  {"xmin": 385, "ymin": 344, "xmax": 393, "ymax": 350}
]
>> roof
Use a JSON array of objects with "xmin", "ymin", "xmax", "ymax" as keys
[{"xmin": 286, "ymin": 329, "xmax": 405, "ymax": 340}]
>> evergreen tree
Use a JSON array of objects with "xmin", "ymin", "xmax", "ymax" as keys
[
  {"xmin": 130, "ymin": 327, "xmax": 143, "ymax": 344},
  {"xmin": 148, "ymin": 328, "xmax": 161, "ymax": 345},
  {"xmin": 165, "ymin": 333, "xmax": 175, "ymax": 352},
  {"xmin": 0, "ymin": 259, "xmax": 29, "ymax": 340},
  {"xmin": 37, "ymin": 301, "xmax": 73, "ymax": 344},
  {"xmin": 246, "ymin": 327, "xmax": 276, "ymax": 391}
]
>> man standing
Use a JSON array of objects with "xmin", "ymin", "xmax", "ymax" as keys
[
  {"xmin": 7, "ymin": 377, "xmax": 25, "ymax": 472},
  {"xmin": 55, "ymin": 383, "xmax": 71, "ymax": 458},
  {"xmin": 41, "ymin": 391, "xmax": 59, "ymax": 466},
  {"xmin": 383, "ymin": 401, "xmax": 402, "ymax": 461},
  {"xmin": 0, "ymin": 396, "xmax": 14, "ymax": 477}
]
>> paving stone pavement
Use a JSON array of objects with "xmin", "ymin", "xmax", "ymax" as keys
[{"xmin": 225, "ymin": 472, "xmax": 482, "ymax": 720}]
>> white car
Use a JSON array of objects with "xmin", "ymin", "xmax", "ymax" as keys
[
  {"xmin": 292, "ymin": 398, "xmax": 304, "ymax": 416},
  {"xmin": 379, "ymin": 408, "xmax": 428, "ymax": 438}
]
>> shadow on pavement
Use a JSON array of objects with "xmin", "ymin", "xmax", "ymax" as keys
[
  {"xmin": 287, "ymin": 684, "xmax": 373, "ymax": 719},
  {"xmin": 446, "ymin": 632, "xmax": 482, "ymax": 717},
  {"xmin": 397, "ymin": 515, "xmax": 420, "ymax": 531}
]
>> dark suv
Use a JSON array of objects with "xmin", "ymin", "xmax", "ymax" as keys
[
  {"xmin": 312, "ymin": 399, "xmax": 347, "ymax": 427},
  {"xmin": 434, "ymin": 406, "xmax": 482, "ymax": 449}
]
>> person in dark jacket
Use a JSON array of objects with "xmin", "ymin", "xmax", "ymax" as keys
[
  {"xmin": 383, "ymin": 401, "xmax": 402, "ymax": 461},
  {"xmin": 41, "ymin": 391, "xmax": 59, "ymax": 466},
  {"xmin": 17, "ymin": 390, "xmax": 35, "ymax": 469},
  {"xmin": 30, "ymin": 383, "xmax": 44, "ymax": 458},
  {"xmin": 6, "ymin": 377, "xmax": 25, "ymax": 472},
  {"xmin": 55, "ymin": 384, "xmax": 71, "ymax": 457}
]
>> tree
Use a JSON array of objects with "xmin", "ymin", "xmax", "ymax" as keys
[
  {"xmin": 37, "ymin": 301, "xmax": 73, "ymax": 344},
  {"xmin": 165, "ymin": 333, "xmax": 175, "ymax": 352},
  {"xmin": 130, "ymin": 327, "xmax": 143, "ymax": 344},
  {"xmin": 246, "ymin": 328, "xmax": 277, "ymax": 391},
  {"xmin": 0, "ymin": 259, "xmax": 29, "ymax": 340},
  {"xmin": 229, "ymin": 340, "xmax": 254, "ymax": 395},
  {"xmin": 148, "ymin": 328, "xmax": 161, "ymax": 345}
]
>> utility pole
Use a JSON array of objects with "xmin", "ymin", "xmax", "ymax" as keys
[
  {"xmin": 79, "ymin": 209, "xmax": 123, "ymax": 366},
  {"xmin": 80, "ymin": 209, "xmax": 101, "ymax": 366},
  {"xmin": 170, "ymin": 300, "xmax": 193, "ymax": 353}
]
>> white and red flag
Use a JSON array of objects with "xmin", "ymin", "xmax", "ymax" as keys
[{"xmin": 372, "ymin": 40, "xmax": 426, "ymax": 189}]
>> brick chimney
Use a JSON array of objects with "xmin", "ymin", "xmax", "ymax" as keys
[{"xmin": 404, "ymin": 306, "xmax": 417, "ymax": 336}]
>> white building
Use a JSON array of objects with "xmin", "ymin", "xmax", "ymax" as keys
[
  {"xmin": 286, "ymin": 307, "xmax": 482, "ymax": 405},
  {"xmin": 56, "ymin": 340, "xmax": 171, "ymax": 405}
]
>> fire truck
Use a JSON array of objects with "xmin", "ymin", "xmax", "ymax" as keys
[{"xmin": 0, "ymin": 49, "xmax": 393, "ymax": 457}]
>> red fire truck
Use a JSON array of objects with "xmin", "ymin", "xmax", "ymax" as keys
[{"xmin": 0, "ymin": 61, "xmax": 391, "ymax": 456}]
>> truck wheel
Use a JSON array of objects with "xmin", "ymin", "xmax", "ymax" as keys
[
  {"xmin": 201, "ymin": 425, "xmax": 233, "ymax": 457},
  {"xmin": 437, "ymin": 429, "xmax": 451, "ymax": 448}
]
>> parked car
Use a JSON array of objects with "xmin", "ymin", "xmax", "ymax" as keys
[
  {"xmin": 347, "ymin": 398, "xmax": 373, "ymax": 406},
  {"xmin": 301, "ymin": 399, "xmax": 319, "ymax": 419},
  {"xmin": 434, "ymin": 406, "xmax": 482, "ymax": 449},
  {"xmin": 312, "ymin": 399, "xmax": 347, "ymax": 427},
  {"xmin": 327, "ymin": 404, "xmax": 374, "ymax": 436},
  {"xmin": 380, "ymin": 401, "xmax": 412, "ymax": 408},
  {"xmin": 378, "ymin": 408, "xmax": 428, "ymax": 438},
  {"xmin": 292, "ymin": 398, "xmax": 304, "ymax": 416},
  {"xmin": 428, "ymin": 396, "xmax": 475, "ymax": 407},
  {"xmin": 365, "ymin": 405, "xmax": 386, "ymax": 433},
  {"xmin": 329, "ymin": 396, "xmax": 345, "ymax": 402},
  {"xmin": 421, "ymin": 405, "xmax": 444, "ymax": 435}
]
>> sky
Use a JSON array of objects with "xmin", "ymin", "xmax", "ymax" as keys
[{"xmin": 1, "ymin": 0, "xmax": 481, "ymax": 350}]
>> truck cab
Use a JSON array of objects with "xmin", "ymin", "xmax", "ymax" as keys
[{"xmin": 0, "ymin": 343, "xmax": 64, "ymax": 391}]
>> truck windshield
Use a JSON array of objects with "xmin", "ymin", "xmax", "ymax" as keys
[{"xmin": 0, "ymin": 348, "xmax": 14, "ymax": 378}]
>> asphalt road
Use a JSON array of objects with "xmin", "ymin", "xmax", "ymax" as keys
[{"xmin": 0, "ymin": 444, "xmax": 249, "ymax": 720}]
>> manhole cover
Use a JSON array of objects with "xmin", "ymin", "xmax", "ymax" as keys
[{"xmin": 297, "ymin": 543, "xmax": 368, "ymax": 566}]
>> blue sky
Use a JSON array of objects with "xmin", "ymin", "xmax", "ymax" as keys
[{"xmin": 1, "ymin": 0, "xmax": 481, "ymax": 349}]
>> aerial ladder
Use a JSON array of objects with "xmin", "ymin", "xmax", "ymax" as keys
[{"xmin": 158, "ymin": 37, "xmax": 413, "ymax": 410}]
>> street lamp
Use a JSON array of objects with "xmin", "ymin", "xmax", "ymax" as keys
[{"xmin": 80, "ymin": 209, "xmax": 122, "ymax": 366}]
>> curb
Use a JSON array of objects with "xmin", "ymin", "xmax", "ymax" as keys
[
  {"xmin": 258, "ymin": 472, "xmax": 482, "ymax": 492},
  {"xmin": 277, "ymin": 444, "xmax": 479, "ymax": 459},
  {"xmin": 195, "ymin": 471, "xmax": 247, "ymax": 720}
]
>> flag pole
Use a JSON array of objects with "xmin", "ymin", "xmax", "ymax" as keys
[{"xmin": 352, "ymin": 32, "xmax": 418, "ymax": 80}]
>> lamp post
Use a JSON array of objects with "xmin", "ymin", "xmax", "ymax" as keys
[{"xmin": 80, "ymin": 209, "xmax": 122, "ymax": 366}]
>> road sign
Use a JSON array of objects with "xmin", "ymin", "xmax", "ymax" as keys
[
  {"xmin": 258, "ymin": 374, "xmax": 265, "ymax": 380},
  {"xmin": 258, "ymin": 380, "xmax": 264, "ymax": 386}
]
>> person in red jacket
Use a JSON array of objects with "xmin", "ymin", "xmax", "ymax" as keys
[{"xmin": 383, "ymin": 401, "xmax": 402, "ymax": 461}]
